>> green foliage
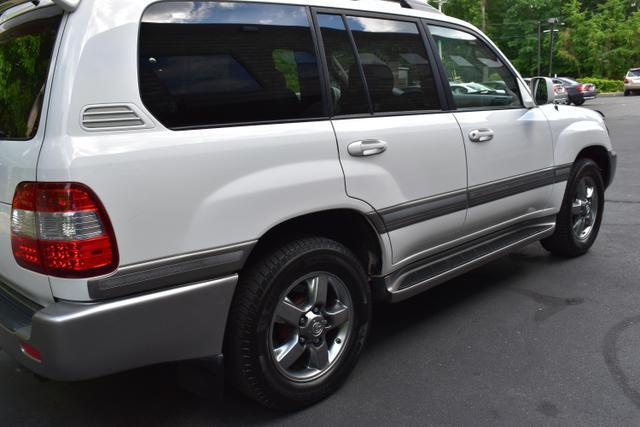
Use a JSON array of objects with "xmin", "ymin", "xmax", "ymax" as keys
[
  {"xmin": 0, "ymin": 35, "xmax": 44, "ymax": 137},
  {"xmin": 578, "ymin": 77, "xmax": 624, "ymax": 93},
  {"xmin": 273, "ymin": 49, "xmax": 301, "ymax": 95},
  {"xmin": 441, "ymin": 0, "xmax": 640, "ymax": 83}
]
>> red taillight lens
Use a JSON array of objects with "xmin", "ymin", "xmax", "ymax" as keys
[
  {"xmin": 20, "ymin": 342, "xmax": 42, "ymax": 362},
  {"xmin": 11, "ymin": 182, "xmax": 118, "ymax": 278},
  {"xmin": 577, "ymin": 84, "xmax": 584, "ymax": 91},
  {"xmin": 625, "ymin": 78, "xmax": 630, "ymax": 84}
]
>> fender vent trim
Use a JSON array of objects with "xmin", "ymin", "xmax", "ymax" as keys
[{"xmin": 81, "ymin": 104, "xmax": 153, "ymax": 131}]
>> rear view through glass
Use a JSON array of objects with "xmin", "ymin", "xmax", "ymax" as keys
[{"xmin": 0, "ymin": 6, "xmax": 62, "ymax": 140}]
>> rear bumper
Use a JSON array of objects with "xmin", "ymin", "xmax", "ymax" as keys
[
  {"xmin": 0, "ymin": 276, "xmax": 237, "ymax": 381},
  {"xmin": 624, "ymin": 83, "xmax": 640, "ymax": 91},
  {"xmin": 553, "ymin": 93, "xmax": 569, "ymax": 104},
  {"xmin": 571, "ymin": 92, "xmax": 596, "ymax": 102}
]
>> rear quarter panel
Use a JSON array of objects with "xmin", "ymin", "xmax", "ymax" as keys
[{"xmin": 37, "ymin": 0, "xmax": 388, "ymax": 301}]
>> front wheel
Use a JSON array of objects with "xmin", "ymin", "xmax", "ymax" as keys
[
  {"xmin": 225, "ymin": 237, "xmax": 371, "ymax": 410},
  {"xmin": 541, "ymin": 158, "xmax": 605, "ymax": 257}
]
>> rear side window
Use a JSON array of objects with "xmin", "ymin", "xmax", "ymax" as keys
[
  {"xmin": 0, "ymin": 7, "xmax": 62, "ymax": 140},
  {"xmin": 317, "ymin": 14, "xmax": 369, "ymax": 115},
  {"xmin": 347, "ymin": 16, "xmax": 440, "ymax": 113},
  {"xmin": 428, "ymin": 25, "xmax": 523, "ymax": 110},
  {"xmin": 139, "ymin": 2, "xmax": 323, "ymax": 129}
]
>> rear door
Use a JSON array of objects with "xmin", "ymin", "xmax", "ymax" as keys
[
  {"xmin": 0, "ymin": 2, "xmax": 63, "ymax": 304},
  {"xmin": 315, "ymin": 11, "xmax": 468, "ymax": 266},
  {"xmin": 427, "ymin": 23, "xmax": 554, "ymax": 235}
]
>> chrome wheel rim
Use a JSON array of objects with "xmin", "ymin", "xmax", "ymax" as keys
[
  {"xmin": 269, "ymin": 272, "xmax": 353, "ymax": 382},
  {"xmin": 571, "ymin": 176, "xmax": 599, "ymax": 241}
]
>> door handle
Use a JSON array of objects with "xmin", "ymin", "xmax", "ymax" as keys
[
  {"xmin": 468, "ymin": 129, "xmax": 494, "ymax": 143},
  {"xmin": 347, "ymin": 139, "xmax": 388, "ymax": 157}
]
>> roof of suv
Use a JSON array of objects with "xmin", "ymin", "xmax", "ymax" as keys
[{"xmin": 1, "ymin": 0, "xmax": 469, "ymax": 28}]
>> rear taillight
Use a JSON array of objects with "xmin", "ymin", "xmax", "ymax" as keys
[
  {"xmin": 11, "ymin": 182, "xmax": 118, "ymax": 278},
  {"xmin": 577, "ymin": 84, "xmax": 584, "ymax": 91},
  {"xmin": 20, "ymin": 342, "xmax": 42, "ymax": 362},
  {"xmin": 625, "ymin": 78, "xmax": 630, "ymax": 84}
]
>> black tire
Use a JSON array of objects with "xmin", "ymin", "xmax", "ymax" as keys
[
  {"xmin": 541, "ymin": 158, "xmax": 605, "ymax": 257},
  {"xmin": 624, "ymin": 90, "xmax": 630, "ymax": 97},
  {"xmin": 573, "ymin": 98, "xmax": 585, "ymax": 106},
  {"xmin": 225, "ymin": 237, "xmax": 371, "ymax": 410}
]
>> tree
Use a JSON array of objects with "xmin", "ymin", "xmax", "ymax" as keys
[{"xmin": 443, "ymin": 0, "xmax": 640, "ymax": 80}]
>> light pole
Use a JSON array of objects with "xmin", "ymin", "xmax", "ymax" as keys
[
  {"xmin": 537, "ymin": 21, "xmax": 542, "ymax": 76},
  {"xmin": 547, "ymin": 18, "xmax": 559, "ymax": 77}
]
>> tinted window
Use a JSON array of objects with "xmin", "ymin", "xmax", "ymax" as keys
[
  {"xmin": 0, "ymin": 8, "xmax": 62, "ymax": 140},
  {"xmin": 429, "ymin": 25, "xmax": 522, "ymax": 110},
  {"xmin": 139, "ymin": 2, "xmax": 323, "ymax": 129},
  {"xmin": 317, "ymin": 14, "xmax": 369, "ymax": 115},
  {"xmin": 347, "ymin": 17, "xmax": 440, "ymax": 113}
]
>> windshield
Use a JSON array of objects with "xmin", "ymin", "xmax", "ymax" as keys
[
  {"xmin": 628, "ymin": 70, "xmax": 640, "ymax": 77},
  {"xmin": 560, "ymin": 78, "xmax": 579, "ymax": 85},
  {"xmin": 0, "ymin": 6, "xmax": 62, "ymax": 140}
]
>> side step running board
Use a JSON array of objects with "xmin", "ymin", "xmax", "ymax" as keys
[{"xmin": 376, "ymin": 217, "xmax": 556, "ymax": 303}]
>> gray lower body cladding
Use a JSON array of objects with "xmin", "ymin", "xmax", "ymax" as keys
[{"xmin": 0, "ymin": 276, "xmax": 237, "ymax": 381}]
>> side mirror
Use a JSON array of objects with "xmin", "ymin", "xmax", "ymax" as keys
[{"xmin": 530, "ymin": 77, "xmax": 555, "ymax": 105}]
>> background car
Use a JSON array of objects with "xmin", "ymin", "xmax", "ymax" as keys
[
  {"xmin": 624, "ymin": 68, "xmax": 640, "ymax": 96},
  {"xmin": 449, "ymin": 82, "xmax": 514, "ymax": 108},
  {"xmin": 555, "ymin": 77, "xmax": 597, "ymax": 106},
  {"xmin": 552, "ymin": 79, "xmax": 569, "ymax": 104},
  {"xmin": 480, "ymin": 80, "xmax": 508, "ymax": 94},
  {"xmin": 524, "ymin": 77, "xmax": 568, "ymax": 104},
  {"xmin": 450, "ymin": 82, "xmax": 498, "ymax": 94}
]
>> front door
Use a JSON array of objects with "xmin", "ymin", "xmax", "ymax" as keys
[{"xmin": 428, "ymin": 24, "xmax": 555, "ymax": 235}]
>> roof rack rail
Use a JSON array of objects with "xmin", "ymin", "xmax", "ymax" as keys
[
  {"xmin": 381, "ymin": 0, "xmax": 442, "ymax": 14},
  {"xmin": 1, "ymin": 0, "xmax": 79, "ymax": 16}
]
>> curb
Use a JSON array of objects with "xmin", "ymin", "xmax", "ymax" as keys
[{"xmin": 599, "ymin": 92, "xmax": 623, "ymax": 97}]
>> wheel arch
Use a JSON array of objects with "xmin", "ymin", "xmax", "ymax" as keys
[
  {"xmin": 576, "ymin": 145, "xmax": 613, "ymax": 188},
  {"xmin": 244, "ymin": 209, "xmax": 386, "ymax": 278}
]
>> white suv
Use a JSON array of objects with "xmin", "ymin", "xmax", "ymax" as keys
[
  {"xmin": 624, "ymin": 68, "xmax": 640, "ymax": 96},
  {"xmin": 0, "ymin": 0, "xmax": 616, "ymax": 410}
]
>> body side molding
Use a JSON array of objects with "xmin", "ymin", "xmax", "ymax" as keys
[
  {"xmin": 370, "ymin": 164, "xmax": 573, "ymax": 234},
  {"xmin": 88, "ymin": 241, "xmax": 256, "ymax": 299}
]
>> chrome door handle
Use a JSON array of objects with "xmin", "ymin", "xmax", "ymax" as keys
[
  {"xmin": 347, "ymin": 139, "xmax": 388, "ymax": 157},
  {"xmin": 469, "ymin": 129, "xmax": 494, "ymax": 143}
]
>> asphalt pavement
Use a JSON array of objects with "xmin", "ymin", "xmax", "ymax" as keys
[{"xmin": 1, "ymin": 96, "xmax": 639, "ymax": 426}]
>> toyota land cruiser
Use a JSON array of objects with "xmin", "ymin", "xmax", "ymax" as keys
[{"xmin": 0, "ymin": 0, "xmax": 616, "ymax": 410}]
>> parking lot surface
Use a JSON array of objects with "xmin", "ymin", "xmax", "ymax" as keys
[{"xmin": 1, "ymin": 96, "xmax": 639, "ymax": 426}]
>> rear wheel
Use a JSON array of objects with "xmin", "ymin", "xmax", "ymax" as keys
[
  {"xmin": 541, "ymin": 158, "xmax": 604, "ymax": 257},
  {"xmin": 226, "ymin": 237, "xmax": 371, "ymax": 410},
  {"xmin": 573, "ymin": 98, "xmax": 585, "ymax": 106},
  {"xmin": 624, "ymin": 90, "xmax": 630, "ymax": 96}
]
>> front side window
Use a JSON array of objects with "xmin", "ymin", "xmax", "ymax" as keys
[
  {"xmin": 139, "ymin": 2, "xmax": 323, "ymax": 129},
  {"xmin": 347, "ymin": 16, "xmax": 440, "ymax": 113},
  {"xmin": 428, "ymin": 25, "xmax": 522, "ymax": 110},
  {"xmin": 0, "ymin": 7, "xmax": 62, "ymax": 140}
]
